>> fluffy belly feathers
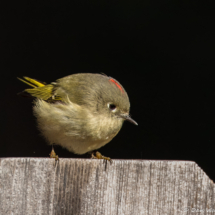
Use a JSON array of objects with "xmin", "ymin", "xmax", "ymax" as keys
[{"xmin": 33, "ymin": 99, "xmax": 122, "ymax": 154}]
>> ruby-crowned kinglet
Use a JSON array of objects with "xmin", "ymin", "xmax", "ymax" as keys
[{"xmin": 18, "ymin": 73, "xmax": 137, "ymax": 161}]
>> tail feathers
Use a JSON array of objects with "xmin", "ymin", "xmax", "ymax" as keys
[
  {"xmin": 18, "ymin": 77, "xmax": 54, "ymax": 101},
  {"xmin": 25, "ymin": 84, "xmax": 54, "ymax": 100},
  {"xmin": 17, "ymin": 77, "xmax": 46, "ymax": 88}
]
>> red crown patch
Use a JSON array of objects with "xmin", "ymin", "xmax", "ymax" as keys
[{"xmin": 109, "ymin": 78, "xmax": 124, "ymax": 93}]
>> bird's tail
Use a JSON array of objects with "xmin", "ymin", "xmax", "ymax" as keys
[
  {"xmin": 17, "ymin": 77, "xmax": 54, "ymax": 101},
  {"xmin": 18, "ymin": 77, "xmax": 46, "ymax": 88},
  {"xmin": 17, "ymin": 77, "xmax": 46, "ymax": 88}
]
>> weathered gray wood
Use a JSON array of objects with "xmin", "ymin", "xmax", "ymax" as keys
[{"xmin": 0, "ymin": 158, "xmax": 214, "ymax": 215}]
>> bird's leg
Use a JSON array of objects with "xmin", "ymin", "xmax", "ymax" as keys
[
  {"xmin": 91, "ymin": 151, "xmax": 112, "ymax": 163},
  {"xmin": 49, "ymin": 145, "xmax": 59, "ymax": 161}
]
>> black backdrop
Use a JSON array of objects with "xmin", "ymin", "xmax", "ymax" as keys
[{"xmin": 2, "ymin": 1, "xmax": 215, "ymax": 180}]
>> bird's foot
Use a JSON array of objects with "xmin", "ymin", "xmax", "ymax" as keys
[
  {"xmin": 49, "ymin": 148, "xmax": 59, "ymax": 161},
  {"xmin": 91, "ymin": 151, "xmax": 112, "ymax": 164}
]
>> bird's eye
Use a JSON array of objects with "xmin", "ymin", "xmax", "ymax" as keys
[{"xmin": 108, "ymin": 103, "xmax": 116, "ymax": 111}]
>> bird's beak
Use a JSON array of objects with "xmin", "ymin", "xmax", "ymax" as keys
[{"xmin": 120, "ymin": 114, "xmax": 138, "ymax": 125}]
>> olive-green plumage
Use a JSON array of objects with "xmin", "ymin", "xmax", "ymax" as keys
[{"xmin": 18, "ymin": 73, "xmax": 137, "ymax": 155}]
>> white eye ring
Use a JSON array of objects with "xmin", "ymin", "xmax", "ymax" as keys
[{"xmin": 108, "ymin": 103, "xmax": 117, "ymax": 112}]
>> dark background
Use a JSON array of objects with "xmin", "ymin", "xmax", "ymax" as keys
[{"xmin": 2, "ymin": 1, "xmax": 215, "ymax": 180}]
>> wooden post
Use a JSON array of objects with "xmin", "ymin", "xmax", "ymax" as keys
[{"xmin": 0, "ymin": 158, "xmax": 214, "ymax": 215}]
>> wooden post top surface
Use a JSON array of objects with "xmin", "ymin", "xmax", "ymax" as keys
[{"xmin": 0, "ymin": 158, "xmax": 214, "ymax": 215}]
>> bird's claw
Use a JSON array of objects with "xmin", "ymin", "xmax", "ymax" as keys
[
  {"xmin": 91, "ymin": 151, "xmax": 112, "ymax": 164},
  {"xmin": 49, "ymin": 148, "xmax": 59, "ymax": 161}
]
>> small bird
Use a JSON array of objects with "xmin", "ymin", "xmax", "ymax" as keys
[{"xmin": 18, "ymin": 73, "xmax": 137, "ymax": 161}]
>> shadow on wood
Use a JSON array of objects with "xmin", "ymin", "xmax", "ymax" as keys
[{"xmin": 0, "ymin": 158, "xmax": 214, "ymax": 215}]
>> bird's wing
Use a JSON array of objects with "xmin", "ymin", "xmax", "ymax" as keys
[{"xmin": 18, "ymin": 77, "xmax": 61, "ymax": 101}]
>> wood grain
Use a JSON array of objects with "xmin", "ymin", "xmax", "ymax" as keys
[{"xmin": 0, "ymin": 158, "xmax": 214, "ymax": 215}]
